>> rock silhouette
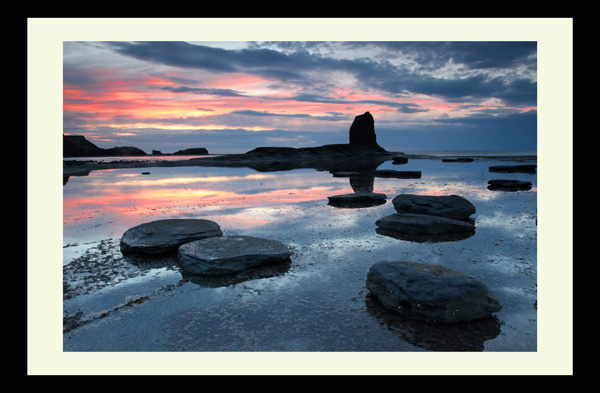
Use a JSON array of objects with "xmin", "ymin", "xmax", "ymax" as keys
[{"xmin": 349, "ymin": 111, "xmax": 386, "ymax": 151}]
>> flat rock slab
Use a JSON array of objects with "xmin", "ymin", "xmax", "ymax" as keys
[
  {"xmin": 376, "ymin": 213, "xmax": 475, "ymax": 243},
  {"xmin": 120, "ymin": 219, "xmax": 223, "ymax": 255},
  {"xmin": 489, "ymin": 164, "xmax": 536, "ymax": 174},
  {"xmin": 487, "ymin": 179, "xmax": 532, "ymax": 191},
  {"xmin": 178, "ymin": 235, "xmax": 291, "ymax": 276},
  {"xmin": 327, "ymin": 192, "xmax": 387, "ymax": 208},
  {"xmin": 366, "ymin": 260, "xmax": 503, "ymax": 324},
  {"xmin": 372, "ymin": 170, "xmax": 421, "ymax": 179},
  {"xmin": 442, "ymin": 157, "xmax": 474, "ymax": 163},
  {"xmin": 392, "ymin": 194, "xmax": 476, "ymax": 220}
]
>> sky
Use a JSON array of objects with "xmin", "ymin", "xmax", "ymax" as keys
[{"xmin": 63, "ymin": 41, "xmax": 537, "ymax": 154}]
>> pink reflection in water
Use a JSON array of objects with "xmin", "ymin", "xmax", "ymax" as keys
[{"xmin": 63, "ymin": 169, "xmax": 352, "ymax": 232}]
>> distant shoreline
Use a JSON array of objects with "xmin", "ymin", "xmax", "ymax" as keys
[
  {"xmin": 63, "ymin": 148, "xmax": 536, "ymax": 185},
  {"xmin": 63, "ymin": 150, "xmax": 537, "ymax": 161}
]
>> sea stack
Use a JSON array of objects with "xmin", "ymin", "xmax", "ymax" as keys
[{"xmin": 349, "ymin": 112, "xmax": 386, "ymax": 151}]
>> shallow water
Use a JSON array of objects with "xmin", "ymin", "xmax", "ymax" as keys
[{"xmin": 63, "ymin": 155, "xmax": 537, "ymax": 352}]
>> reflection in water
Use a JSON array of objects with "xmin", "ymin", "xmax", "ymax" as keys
[
  {"xmin": 349, "ymin": 174, "xmax": 374, "ymax": 193},
  {"xmin": 329, "ymin": 198, "xmax": 387, "ymax": 209},
  {"xmin": 375, "ymin": 226, "xmax": 476, "ymax": 243},
  {"xmin": 365, "ymin": 294, "xmax": 501, "ymax": 351},
  {"xmin": 63, "ymin": 168, "xmax": 349, "ymax": 234},
  {"xmin": 182, "ymin": 258, "xmax": 292, "ymax": 288},
  {"xmin": 63, "ymin": 156, "xmax": 537, "ymax": 352}
]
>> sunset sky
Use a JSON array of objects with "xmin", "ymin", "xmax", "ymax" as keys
[{"xmin": 63, "ymin": 41, "xmax": 537, "ymax": 154}]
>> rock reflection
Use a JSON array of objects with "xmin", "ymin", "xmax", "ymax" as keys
[
  {"xmin": 329, "ymin": 198, "xmax": 387, "ymax": 209},
  {"xmin": 180, "ymin": 258, "xmax": 292, "ymax": 288},
  {"xmin": 349, "ymin": 173, "xmax": 375, "ymax": 193},
  {"xmin": 375, "ymin": 226, "xmax": 476, "ymax": 243},
  {"xmin": 365, "ymin": 294, "xmax": 501, "ymax": 351},
  {"xmin": 327, "ymin": 164, "xmax": 389, "ymax": 209}
]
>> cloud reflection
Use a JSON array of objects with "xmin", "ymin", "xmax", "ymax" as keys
[{"xmin": 63, "ymin": 168, "xmax": 352, "ymax": 232}]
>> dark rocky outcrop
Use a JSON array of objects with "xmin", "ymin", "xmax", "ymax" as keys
[
  {"xmin": 120, "ymin": 219, "xmax": 223, "ymax": 255},
  {"xmin": 178, "ymin": 235, "xmax": 291, "ymax": 276},
  {"xmin": 392, "ymin": 194, "xmax": 476, "ymax": 221},
  {"xmin": 63, "ymin": 135, "xmax": 106, "ymax": 157},
  {"xmin": 64, "ymin": 135, "xmax": 147, "ymax": 157},
  {"xmin": 64, "ymin": 134, "xmax": 210, "ymax": 158},
  {"xmin": 103, "ymin": 146, "xmax": 147, "ymax": 156},
  {"xmin": 192, "ymin": 143, "xmax": 394, "ymax": 173},
  {"xmin": 349, "ymin": 111, "xmax": 386, "ymax": 151},
  {"xmin": 487, "ymin": 179, "xmax": 532, "ymax": 191},
  {"xmin": 366, "ymin": 260, "xmax": 503, "ymax": 324},
  {"xmin": 173, "ymin": 148, "xmax": 209, "ymax": 155}
]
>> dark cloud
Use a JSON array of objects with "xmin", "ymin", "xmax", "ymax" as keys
[
  {"xmin": 397, "ymin": 104, "xmax": 429, "ymax": 114},
  {"xmin": 159, "ymin": 85, "xmax": 247, "ymax": 97},
  {"xmin": 230, "ymin": 110, "xmax": 346, "ymax": 121},
  {"xmin": 372, "ymin": 72, "xmax": 536, "ymax": 107},
  {"xmin": 106, "ymin": 42, "xmax": 239, "ymax": 72},
  {"xmin": 277, "ymin": 41, "xmax": 537, "ymax": 71},
  {"xmin": 433, "ymin": 109, "xmax": 537, "ymax": 127},
  {"xmin": 230, "ymin": 110, "xmax": 310, "ymax": 118},
  {"xmin": 102, "ymin": 41, "xmax": 537, "ymax": 107},
  {"xmin": 289, "ymin": 93, "xmax": 428, "ymax": 111},
  {"xmin": 378, "ymin": 110, "xmax": 537, "ymax": 152}
]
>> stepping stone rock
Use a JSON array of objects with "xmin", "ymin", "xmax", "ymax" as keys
[
  {"xmin": 120, "ymin": 219, "xmax": 223, "ymax": 255},
  {"xmin": 327, "ymin": 192, "xmax": 387, "ymax": 208},
  {"xmin": 487, "ymin": 179, "xmax": 532, "ymax": 191},
  {"xmin": 372, "ymin": 170, "xmax": 421, "ymax": 179},
  {"xmin": 366, "ymin": 260, "xmax": 503, "ymax": 324},
  {"xmin": 489, "ymin": 164, "xmax": 536, "ymax": 174},
  {"xmin": 178, "ymin": 235, "xmax": 291, "ymax": 276},
  {"xmin": 392, "ymin": 194, "xmax": 476, "ymax": 221},
  {"xmin": 376, "ymin": 213, "xmax": 475, "ymax": 242}
]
